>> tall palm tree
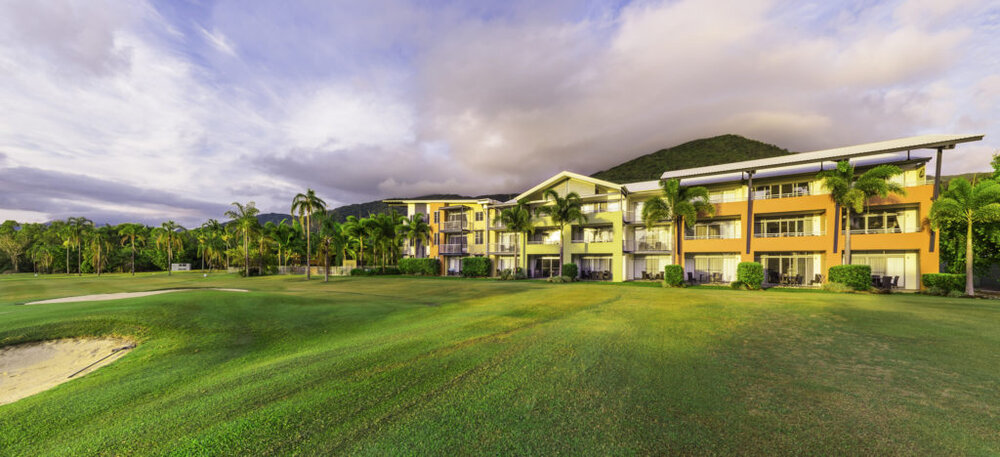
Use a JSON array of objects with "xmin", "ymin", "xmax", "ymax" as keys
[
  {"xmin": 316, "ymin": 213, "xmax": 348, "ymax": 282},
  {"xmin": 642, "ymin": 178, "xmax": 715, "ymax": 266},
  {"xmin": 343, "ymin": 216, "xmax": 367, "ymax": 267},
  {"xmin": 225, "ymin": 202, "xmax": 260, "ymax": 277},
  {"xmin": 403, "ymin": 213, "xmax": 432, "ymax": 258},
  {"xmin": 153, "ymin": 221, "xmax": 184, "ymax": 276},
  {"xmin": 535, "ymin": 189, "xmax": 587, "ymax": 275},
  {"xmin": 929, "ymin": 177, "xmax": 1000, "ymax": 296},
  {"xmin": 67, "ymin": 217, "xmax": 93, "ymax": 275},
  {"xmin": 88, "ymin": 225, "xmax": 114, "ymax": 276},
  {"xmin": 819, "ymin": 160, "xmax": 904, "ymax": 265},
  {"xmin": 199, "ymin": 219, "xmax": 224, "ymax": 272},
  {"xmin": 498, "ymin": 200, "xmax": 535, "ymax": 275},
  {"xmin": 271, "ymin": 218, "xmax": 297, "ymax": 271},
  {"xmin": 291, "ymin": 189, "xmax": 327, "ymax": 280},
  {"xmin": 118, "ymin": 223, "xmax": 146, "ymax": 276},
  {"xmin": 29, "ymin": 243, "xmax": 54, "ymax": 274}
]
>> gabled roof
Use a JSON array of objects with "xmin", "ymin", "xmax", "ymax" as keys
[
  {"xmin": 512, "ymin": 171, "xmax": 624, "ymax": 202},
  {"xmin": 660, "ymin": 134, "xmax": 984, "ymax": 180}
]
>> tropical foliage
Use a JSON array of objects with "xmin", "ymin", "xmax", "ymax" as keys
[
  {"xmin": 929, "ymin": 177, "xmax": 1000, "ymax": 295},
  {"xmin": 641, "ymin": 178, "xmax": 715, "ymax": 265},
  {"xmin": 819, "ymin": 160, "xmax": 905, "ymax": 264}
]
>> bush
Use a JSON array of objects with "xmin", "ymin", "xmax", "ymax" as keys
[
  {"xmin": 399, "ymin": 258, "xmax": 440, "ymax": 275},
  {"xmin": 947, "ymin": 289, "xmax": 966, "ymax": 298},
  {"xmin": 350, "ymin": 267, "xmax": 401, "ymax": 276},
  {"xmin": 922, "ymin": 273, "xmax": 965, "ymax": 294},
  {"xmin": 828, "ymin": 265, "xmax": 871, "ymax": 291},
  {"xmin": 498, "ymin": 267, "xmax": 527, "ymax": 280},
  {"xmin": 736, "ymin": 262, "xmax": 764, "ymax": 290},
  {"xmin": 546, "ymin": 275, "xmax": 573, "ymax": 283},
  {"xmin": 663, "ymin": 264, "xmax": 685, "ymax": 288},
  {"xmin": 730, "ymin": 281, "xmax": 747, "ymax": 290},
  {"xmin": 461, "ymin": 257, "xmax": 491, "ymax": 277},
  {"xmin": 561, "ymin": 263, "xmax": 578, "ymax": 279},
  {"xmin": 822, "ymin": 282, "xmax": 854, "ymax": 293}
]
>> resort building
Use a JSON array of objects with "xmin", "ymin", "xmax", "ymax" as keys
[{"xmin": 387, "ymin": 134, "xmax": 984, "ymax": 289}]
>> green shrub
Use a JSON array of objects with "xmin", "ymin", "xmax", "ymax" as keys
[
  {"xmin": 561, "ymin": 263, "xmax": 578, "ymax": 279},
  {"xmin": 350, "ymin": 267, "xmax": 401, "ymax": 276},
  {"xmin": 922, "ymin": 273, "xmax": 965, "ymax": 294},
  {"xmin": 546, "ymin": 275, "xmax": 573, "ymax": 283},
  {"xmin": 828, "ymin": 265, "xmax": 871, "ymax": 291},
  {"xmin": 461, "ymin": 257, "xmax": 491, "ymax": 277},
  {"xmin": 946, "ymin": 289, "xmax": 966, "ymax": 298},
  {"xmin": 730, "ymin": 281, "xmax": 747, "ymax": 290},
  {"xmin": 663, "ymin": 265, "xmax": 685, "ymax": 288},
  {"xmin": 736, "ymin": 262, "xmax": 764, "ymax": 290},
  {"xmin": 399, "ymin": 258, "xmax": 440, "ymax": 275},
  {"xmin": 822, "ymin": 282, "xmax": 854, "ymax": 293},
  {"xmin": 499, "ymin": 267, "xmax": 527, "ymax": 280}
]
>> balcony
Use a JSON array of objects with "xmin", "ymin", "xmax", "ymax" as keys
[
  {"xmin": 439, "ymin": 244, "xmax": 468, "ymax": 255},
  {"xmin": 708, "ymin": 194, "xmax": 745, "ymax": 203},
  {"xmin": 623, "ymin": 210, "xmax": 643, "ymax": 224},
  {"xmin": 528, "ymin": 239, "xmax": 560, "ymax": 245},
  {"xmin": 623, "ymin": 239, "xmax": 671, "ymax": 252},
  {"xmin": 489, "ymin": 220, "xmax": 507, "ymax": 230},
  {"xmin": 488, "ymin": 243, "xmax": 518, "ymax": 254},
  {"xmin": 845, "ymin": 227, "xmax": 907, "ymax": 235},
  {"xmin": 440, "ymin": 220, "xmax": 467, "ymax": 232},
  {"xmin": 754, "ymin": 231, "xmax": 826, "ymax": 238},
  {"xmin": 753, "ymin": 189, "xmax": 811, "ymax": 200}
]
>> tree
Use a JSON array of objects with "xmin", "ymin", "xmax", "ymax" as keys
[
  {"xmin": 930, "ymin": 177, "xmax": 1000, "ymax": 296},
  {"xmin": 343, "ymin": 216, "xmax": 368, "ymax": 267},
  {"xmin": 498, "ymin": 200, "xmax": 535, "ymax": 276},
  {"xmin": 535, "ymin": 190, "xmax": 587, "ymax": 275},
  {"xmin": 291, "ymin": 189, "xmax": 327, "ymax": 280},
  {"xmin": 641, "ymin": 178, "xmax": 715, "ymax": 266},
  {"xmin": 402, "ymin": 213, "xmax": 432, "ymax": 258},
  {"xmin": 153, "ymin": 221, "xmax": 185, "ymax": 276},
  {"xmin": 118, "ymin": 223, "xmax": 146, "ymax": 276},
  {"xmin": 271, "ymin": 219, "xmax": 297, "ymax": 271},
  {"xmin": 67, "ymin": 217, "xmax": 93, "ymax": 275},
  {"xmin": 819, "ymin": 160, "xmax": 904, "ymax": 265},
  {"xmin": 29, "ymin": 243, "xmax": 54, "ymax": 274},
  {"xmin": 225, "ymin": 202, "xmax": 260, "ymax": 277},
  {"xmin": 0, "ymin": 227, "xmax": 28, "ymax": 273},
  {"xmin": 316, "ymin": 213, "xmax": 348, "ymax": 282},
  {"xmin": 88, "ymin": 225, "xmax": 114, "ymax": 276}
]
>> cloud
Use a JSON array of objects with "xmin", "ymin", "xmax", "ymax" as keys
[{"xmin": 198, "ymin": 25, "xmax": 237, "ymax": 56}]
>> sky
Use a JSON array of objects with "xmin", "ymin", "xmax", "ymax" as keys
[{"xmin": 0, "ymin": 0, "xmax": 998, "ymax": 226}]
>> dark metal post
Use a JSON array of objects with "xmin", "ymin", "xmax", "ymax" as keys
[
  {"xmin": 930, "ymin": 147, "xmax": 943, "ymax": 252},
  {"xmin": 746, "ymin": 171, "xmax": 755, "ymax": 254}
]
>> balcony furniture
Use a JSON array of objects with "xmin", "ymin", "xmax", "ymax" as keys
[
  {"xmin": 641, "ymin": 271, "xmax": 650, "ymax": 280},
  {"xmin": 603, "ymin": 271, "xmax": 611, "ymax": 281},
  {"xmin": 810, "ymin": 274, "xmax": 823, "ymax": 285},
  {"xmin": 655, "ymin": 272, "xmax": 663, "ymax": 280},
  {"xmin": 768, "ymin": 271, "xmax": 780, "ymax": 284},
  {"xmin": 892, "ymin": 276, "xmax": 900, "ymax": 288},
  {"xmin": 687, "ymin": 272, "xmax": 695, "ymax": 283},
  {"xmin": 712, "ymin": 272, "xmax": 722, "ymax": 283}
]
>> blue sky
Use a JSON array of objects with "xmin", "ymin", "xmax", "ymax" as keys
[{"xmin": 0, "ymin": 0, "xmax": 997, "ymax": 226}]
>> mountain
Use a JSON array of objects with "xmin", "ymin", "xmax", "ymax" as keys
[
  {"xmin": 254, "ymin": 193, "xmax": 521, "ymax": 225},
  {"xmin": 590, "ymin": 134, "xmax": 793, "ymax": 183}
]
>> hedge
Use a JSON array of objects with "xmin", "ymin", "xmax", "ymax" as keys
[
  {"xmin": 663, "ymin": 264, "xmax": 685, "ymax": 287},
  {"xmin": 461, "ymin": 257, "xmax": 491, "ymax": 277},
  {"xmin": 828, "ymin": 264, "xmax": 871, "ymax": 290},
  {"xmin": 736, "ymin": 262, "xmax": 764, "ymax": 290},
  {"xmin": 399, "ymin": 258, "xmax": 440, "ymax": 275},
  {"xmin": 922, "ymin": 273, "xmax": 965, "ymax": 294},
  {"xmin": 561, "ymin": 263, "xmax": 578, "ymax": 279},
  {"xmin": 350, "ymin": 267, "xmax": 401, "ymax": 276}
]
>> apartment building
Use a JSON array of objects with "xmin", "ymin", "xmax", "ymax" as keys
[
  {"xmin": 387, "ymin": 134, "xmax": 984, "ymax": 289},
  {"xmin": 385, "ymin": 198, "xmax": 495, "ymax": 275}
]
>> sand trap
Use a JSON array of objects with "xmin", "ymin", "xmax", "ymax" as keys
[
  {"xmin": 24, "ymin": 288, "xmax": 249, "ymax": 305},
  {"xmin": 0, "ymin": 338, "xmax": 135, "ymax": 406}
]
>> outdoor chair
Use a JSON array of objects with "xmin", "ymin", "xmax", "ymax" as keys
[
  {"xmin": 688, "ymin": 272, "xmax": 695, "ymax": 282},
  {"xmin": 811, "ymin": 274, "xmax": 823, "ymax": 285},
  {"xmin": 892, "ymin": 276, "xmax": 900, "ymax": 288},
  {"xmin": 642, "ymin": 271, "xmax": 650, "ymax": 280}
]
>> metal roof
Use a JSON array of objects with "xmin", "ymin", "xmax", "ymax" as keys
[
  {"xmin": 512, "ymin": 171, "xmax": 624, "ymax": 202},
  {"xmin": 659, "ymin": 134, "xmax": 984, "ymax": 180}
]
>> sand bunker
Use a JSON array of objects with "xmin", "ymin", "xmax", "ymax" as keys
[
  {"xmin": 24, "ymin": 288, "xmax": 249, "ymax": 305},
  {"xmin": 0, "ymin": 338, "xmax": 135, "ymax": 406}
]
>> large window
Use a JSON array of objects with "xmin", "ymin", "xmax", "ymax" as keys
[
  {"xmin": 632, "ymin": 226, "xmax": 671, "ymax": 250},
  {"xmin": 846, "ymin": 209, "xmax": 904, "ymax": 234},
  {"xmin": 578, "ymin": 256, "xmax": 613, "ymax": 280},
  {"xmin": 532, "ymin": 257, "xmax": 560, "ymax": 277},
  {"xmin": 755, "ymin": 215, "xmax": 821, "ymax": 237},
  {"xmin": 529, "ymin": 230, "xmax": 560, "ymax": 244},
  {"xmin": 757, "ymin": 252, "xmax": 821, "ymax": 286},
  {"xmin": 685, "ymin": 220, "xmax": 738, "ymax": 239},
  {"xmin": 753, "ymin": 181, "xmax": 810, "ymax": 199},
  {"xmin": 572, "ymin": 226, "xmax": 614, "ymax": 243}
]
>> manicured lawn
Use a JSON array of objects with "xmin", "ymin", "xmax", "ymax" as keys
[{"xmin": 1, "ymin": 273, "xmax": 998, "ymax": 456}]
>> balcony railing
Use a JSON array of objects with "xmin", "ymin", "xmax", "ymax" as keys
[
  {"xmin": 489, "ymin": 220, "xmax": 507, "ymax": 230},
  {"xmin": 708, "ymin": 194, "xmax": 744, "ymax": 203},
  {"xmin": 753, "ymin": 231, "xmax": 826, "ymax": 238},
  {"xmin": 683, "ymin": 233, "xmax": 741, "ymax": 240},
  {"xmin": 753, "ymin": 190, "xmax": 811, "ymax": 200},
  {"xmin": 527, "ymin": 239, "xmax": 560, "ymax": 245},
  {"xmin": 571, "ymin": 238, "xmax": 613, "ymax": 243},
  {"xmin": 488, "ymin": 243, "xmax": 518, "ymax": 254},
  {"xmin": 623, "ymin": 239, "xmax": 672, "ymax": 252},
  {"xmin": 846, "ymin": 227, "xmax": 905, "ymax": 235},
  {"xmin": 439, "ymin": 244, "xmax": 468, "ymax": 254},
  {"xmin": 623, "ymin": 211, "xmax": 643, "ymax": 223},
  {"xmin": 441, "ymin": 220, "xmax": 467, "ymax": 232}
]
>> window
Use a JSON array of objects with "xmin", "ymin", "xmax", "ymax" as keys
[
  {"xmin": 756, "ymin": 252, "xmax": 819, "ymax": 285},
  {"xmin": 754, "ymin": 181, "xmax": 810, "ymax": 199},
  {"xmin": 685, "ymin": 220, "xmax": 737, "ymax": 239},
  {"xmin": 572, "ymin": 226, "xmax": 613, "ymax": 243},
  {"xmin": 475, "ymin": 212, "xmax": 484, "ymax": 221},
  {"xmin": 754, "ymin": 215, "xmax": 819, "ymax": 237},
  {"xmin": 581, "ymin": 202, "xmax": 608, "ymax": 214},
  {"xmin": 475, "ymin": 231, "xmax": 484, "ymax": 244},
  {"xmin": 434, "ymin": 212, "xmax": 439, "ymax": 223},
  {"xmin": 845, "ymin": 209, "xmax": 905, "ymax": 234}
]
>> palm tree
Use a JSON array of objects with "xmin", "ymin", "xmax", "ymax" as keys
[
  {"xmin": 153, "ymin": 221, "xmax": 184, "ymax": 275},
  {"xmin": 291, "ymin": 189, "xmax": 327, "ymax": 280},
  {"xmin": 929, "ymin": 177, "xmax": 1000, "ymax": 296},
  {"xmin": 498, "ymin": 200, "xmax": 535, "ymax": 276},
  {"xmin": 403, "ymin": 213, "xmax": 432, "ymax": 258},
  {"xmin": 225, "ymin": 202, "xmax": 260, "ymax": 277},
  {"xmin": 535, "ymin": 190, "xmax": 587, "ymax": 275},
  {"xmin": 29, "ymin": 243, "xmax": 54, "ymax": 274},
  {"xmin": 316, "ymin": 213, "xmax": 348, "ymax": 282},
  {"xmin": 343, "ymin": 216, "xmax": 367, "ymax": 267},
  {"xmin": 67, "ymin": 217, "xmax": 93, "ymax": 275},
  {"xmin": 118, "ymin": 223, "xmax": 146, "ymax": 276},
  {"xmin": 641, "ymin": 178, "xmax": 715, "ymax": 266},
  {"xmin": 819, "ymin": 160, "xmax": 904, "ymax": 265},
  {"xmin": 88, "ymin": 225, "xmax": 114, "ymax": 276},
  {"xmin": 271, "ymin": 219, "xmax": 297, "ymax": 271}
]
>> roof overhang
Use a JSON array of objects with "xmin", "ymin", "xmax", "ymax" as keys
[
  {"xmin": 513, "ymin": 171, "xmax": 625, "ymax": 201},
  {"xmin": 660, "ymin": 134, "xmax": 984, "ymax": 181}
]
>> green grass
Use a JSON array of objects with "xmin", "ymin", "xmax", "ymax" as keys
[{"xmin": 1, "ymin": 272, "xmax": 998, "ymax": 456}]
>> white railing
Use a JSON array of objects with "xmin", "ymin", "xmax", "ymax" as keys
[
  {"xmin": 708, "ymin": 194, "xmax": 745, "ymax": 203},
  {"xmin": 753, "ymin": 190, "xmax": 811, "ymax": 200},
  {"xmin": 489, "ymin": 243, "xmax": 517, "ymax": 254},
  {"xmin": 571, "ymin": 238, "xmax": 613, "ymax": 243},
  {"xmin": 684, "ymin": 233, "xmax": 740, "ymax": 240},
  {"xmin": 489, "ymin": 220, "xmax": 507, "ymax": 230},
  {"xmin": 441, "ymin": 220, "xmax": 467, "ymax": 231},
  {"xmin": 439, "ymin": 244, "xmax": 468, "ymax": 254},
  {"xmin": 528, "ymin": 239, "xmax": 560, "ymax": 245},
  {"xmin": 623, "ymin": 239, "xmax": 671, "ymax": 251},
  {"xmin": 754, "ymin": 231, "xmax": 826, "ymax": 238},
  {"xmin": 623, "ymin": 211, "xmax": 643, "ymax": 223},
  {"xmin": 846, "ymin": 227, "xmax": 905, "ymax": 235}
]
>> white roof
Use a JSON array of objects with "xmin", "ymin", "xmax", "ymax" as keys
[
  {"xmin": 512, "ymin": 171, "xmax": 623, "ymax": 201},
  {"xmin": 660, "ymin": 134, "xmax": 984, "ymax": 180}
]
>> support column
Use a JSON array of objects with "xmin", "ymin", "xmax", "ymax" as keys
[
  {"xmin": 745, "ymin": 171, "xmax": 755, "ymax": 254},
  {"xmin": 930, "ymin": 147, "xmax": 943, "ymax": 253}
]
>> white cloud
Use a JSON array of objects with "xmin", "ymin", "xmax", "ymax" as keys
[{"xmin": 198, "ymin": 25, "xmax": 237, "ymax": 56}]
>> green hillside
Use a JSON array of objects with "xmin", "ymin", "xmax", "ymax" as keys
[{"xmin": 591, "ymin": 134, "xmax": 793, "ymax": 183}]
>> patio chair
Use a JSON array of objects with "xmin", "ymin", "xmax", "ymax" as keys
[
  {"xmin": 687, "ymin": 272, "xmax": 695, "ymax": 282},
  {"xmin": 892, "ymin": 276, "xmax": 900, "ymax": 288},
  {"xmin": 603, "ymin": 271, "xmax": 611, "ymax": 280},
  {"xmin": 642, "ymin": 271, "xmax": 650, "ymax": 280},
  {"xmin": 811, "ymin": 274, "xmax": 823, "ymax": 285}
]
